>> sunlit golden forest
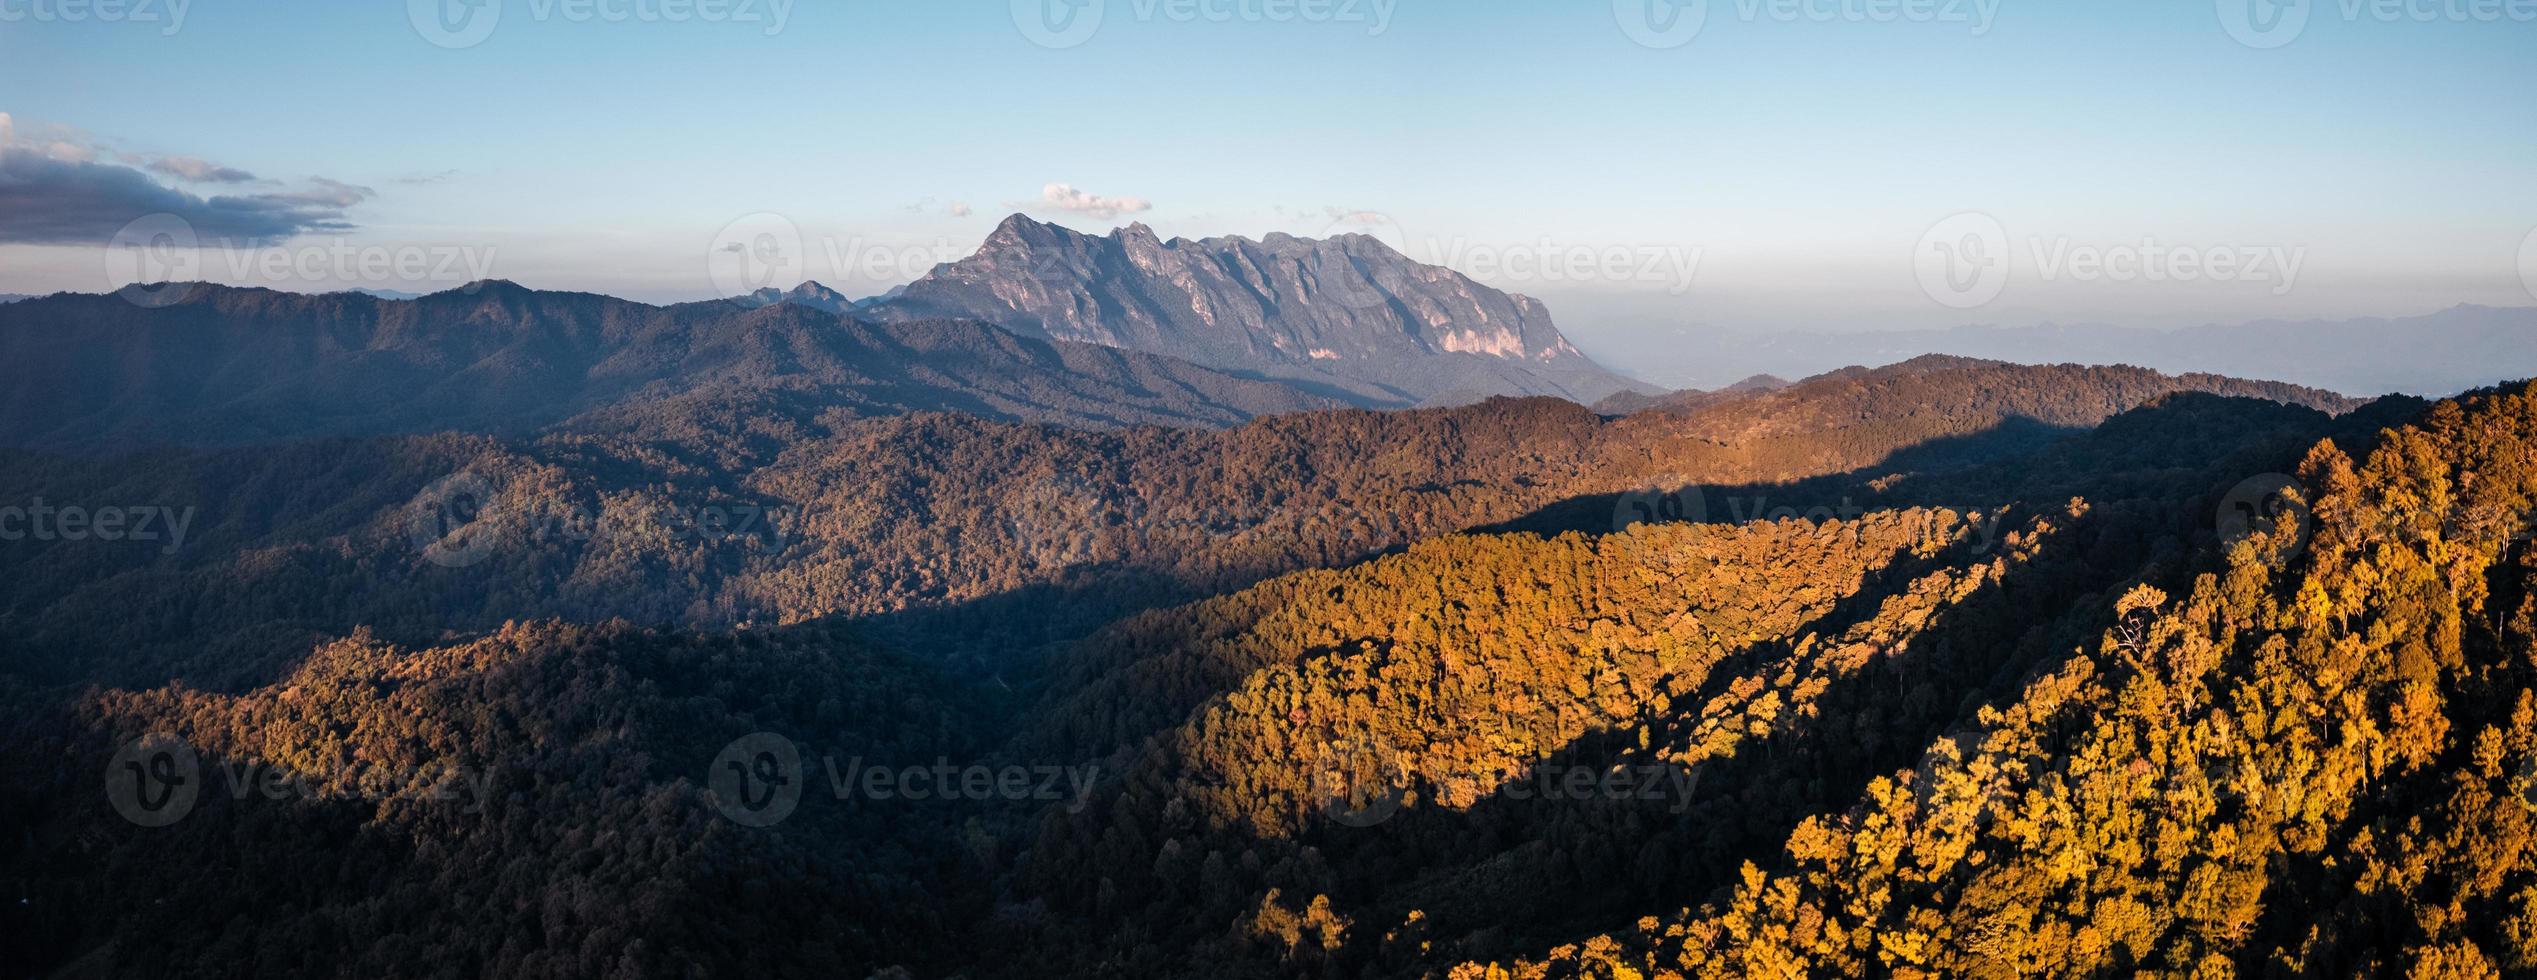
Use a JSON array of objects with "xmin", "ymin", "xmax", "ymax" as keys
[{"xmin": 2, "ymin": 348, "xmax": 2528, "ymax": 979}]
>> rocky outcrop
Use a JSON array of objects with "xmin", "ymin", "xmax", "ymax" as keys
[{"xmin": 867, "ymin": 214, "xmax": 1653, "ymax": 407}]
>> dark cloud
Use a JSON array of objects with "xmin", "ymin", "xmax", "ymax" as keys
[
  {"xmin": 0, "ymin": 151, "xmax": 370, "ymax": 246},
  {"xmin": 147, "ymin": 155, "xmax": 260, "ymax": 184}
]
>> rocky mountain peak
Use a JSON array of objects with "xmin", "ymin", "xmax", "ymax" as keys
[{"xmin": 874, "ymin": 218, "xmax": 1653, "ymax": 407}]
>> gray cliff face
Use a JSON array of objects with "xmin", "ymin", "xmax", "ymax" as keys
[{"xmin": 868, "ymin": 214, "xmax": 1650, "ymax": 407}]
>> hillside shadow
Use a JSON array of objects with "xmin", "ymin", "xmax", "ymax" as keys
[
  {"xmin": 840, "ymin": 568, "xmax": 1199, "ymax": 679},
  {"xmin": 1479, "ymin": 416, "xmax": 2081, "ymax": 541},
  {"xmin": 8, "ymin": 394, "xmax": 2337, "ymax": 736},
  {"xmin": 1482, "ymin": 391, "xmax": 2372, "ymax": 550},
  {"xmin": 964, "ymin": 394, "xmax": 2362, "ymax": 775},
  {"xmin": 1281, "ymin": 509, "xmax": 2134, "ymax": 973}
]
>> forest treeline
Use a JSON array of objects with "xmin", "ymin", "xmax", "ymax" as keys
[
  {"xmin": 1, "ymin": 356, "xmax": 2508, "ymax": 980},
  {"xmin": 947, "ymin": 380, "xmax": 2420, "ymax": 976},
  {"xmin": 0, "ymin": 357, "xmax": 2357, "ymax": 692},
  {"xmin": 1473, "ymin": 380, "xmax": 2537, "ymax": 978}
]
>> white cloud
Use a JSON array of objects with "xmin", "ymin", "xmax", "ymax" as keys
[
  {"xmin": 948, "ymin": 201, "xmax": 972, "ymax": 217},
  {"xmin": 149, "ymin": 154, "xmax": 259, "ymax": 183},
  {"xmin": 1039, "ymin": 182, "xmax": 1151, "ymax": 220},
  {"xmin": 0, "ymin": 114, "xmax": 106, "ymax": 164},
  {"xmin": 1324, "ymin": 207, "xmax": 1387, "ymax": 226},
  {"xmin": 276, "ymin": 177, "xmax": 373, "ymax": 208}
]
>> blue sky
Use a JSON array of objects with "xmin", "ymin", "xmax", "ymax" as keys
[{"xmin": 3, "ymin": 0, "xmax": 2533, "ymax": 342}]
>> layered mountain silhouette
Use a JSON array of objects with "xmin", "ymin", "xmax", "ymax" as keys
[
  {"xmin": 1634, "ymin": 303, "xmax": 2537, "ymax": 396},
  {"xmin": 864, "ymin": 214, "xmax": 1656, "ymax": 407},
  {"xmin": 747, "ymin": 280, "xmax": 854, "ymax": 313},
  {"xmin": 0, "ymin": 212, "xmax": 1678, "ymax": 454},
  {"xmin": 0, "ymin": 281, "xmax": 1338, "ymax": 452},
  {"xmin": 18, "ymin": 215, "xmax": 2537, "ymax": 980}
]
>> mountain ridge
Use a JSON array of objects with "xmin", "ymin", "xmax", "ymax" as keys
[
  {"xmin": 864, "ymin": 213, "xmax": 1657, "ymax": 408},
  {"xmin": 0, "ymin": 281, "xmax": 1340, "ymax": 453},
  {"xmin": 1621, "ymin": 303, "xmax": 2537, "ymax": 396}
]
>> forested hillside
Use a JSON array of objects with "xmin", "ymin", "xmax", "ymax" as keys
[
  {"xmin": 0, "ymin": 359, "xmax": 2354, "ymax": 693},
  {"xmin": 11, "ymin": 0, "xmax": 2525, "ymax": 975},
  {"xmin": 1478, "ymin": 380, "xmax": 2537, "ymax": 978},
  {"xmin": 2, "ymin": 620, "xmax": 989, "ymax": 977},
  {"xmin": 5, "ymin": 354, "xmax": 2520, "ymax": 980}
]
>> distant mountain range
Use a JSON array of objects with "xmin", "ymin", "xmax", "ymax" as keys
[
  {"xmin": 1594, "ymin": 353, "xmax": 2357, "ymax": 433},
  {"xmin": 17, "ymin": 215, "xmax": 2522, "ymax": 459},
  {"xmin": 0, "ymin": 281, "xmax": 1335, "ymax": 453},
  {"xmin": 1628, "ymin": 304, "xmax": 2537, "ymax": 396},
  {"xmin": 860, "ymin": 214, "xmax": 1656, "ymax": 407},
  {"xmin": 0, "ymin": 219, "xmax": 1683, "ymax": 452},
  {"xmin": 0, "ymin": 294, "xmax": 27, "ymax": 304}
]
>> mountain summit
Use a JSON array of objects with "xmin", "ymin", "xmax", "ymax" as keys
[{"xmin": 865, "ymin": 214, "xmax": 1653, "ymax": 407}]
